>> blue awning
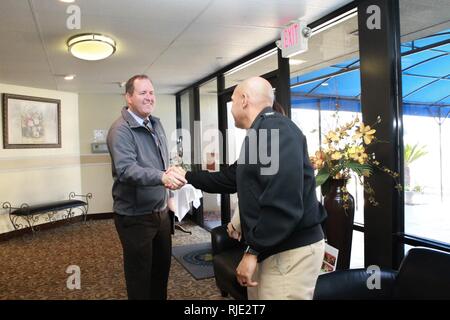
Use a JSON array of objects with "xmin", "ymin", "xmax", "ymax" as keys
[{"xmin": 291, "ymin": 29, "xmax": 450, "ymax": 111}]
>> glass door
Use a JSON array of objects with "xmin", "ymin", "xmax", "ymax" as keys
[
  {"xmin": 199, "ymin": 80, "xmax": 221, "ymax": 230},
  {"xmin": 226, "ymin": 98, "xmax": 247, "ymax": 221}
]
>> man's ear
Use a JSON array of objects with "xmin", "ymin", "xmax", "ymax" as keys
[
  {"xmin": 241, "ymin": 93, "xmax": 249, "ymax": 109},
  {"xmin": 125, "ymin": 93, "xmax": 132, "ymax": 105}
]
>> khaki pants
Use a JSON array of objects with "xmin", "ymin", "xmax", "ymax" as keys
[{"xmin": 247, "ymin": 239, "xmax": 325, "ymax": 300}]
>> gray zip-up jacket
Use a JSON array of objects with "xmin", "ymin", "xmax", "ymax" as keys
[{"xmin": 107, "ymin": 107, "xmax": 170, "ymax": 216}]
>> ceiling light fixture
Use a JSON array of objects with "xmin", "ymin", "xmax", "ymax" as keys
[
  {"xmin": 64, "ymin": 74, "xmax": 76, "ymax": 80},
  {"xmin": 289, "ymin": 59, "xmax": 306, "ymax": 66},
  {"xmin": 224, "ymin": 48, "xmax": 278, "ymax": 76},
  {"xmin": 67, "ymin": 33, "xmax": 116, "ymax": 61},
  {"xmin": 311, "ymin": 8, "xmax": 357, "ymax": 36}
]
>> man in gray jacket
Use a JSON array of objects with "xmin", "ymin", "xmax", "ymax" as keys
[{"xmin": 107, "ymin": 74, "xmax": 186, "ymax": 300}]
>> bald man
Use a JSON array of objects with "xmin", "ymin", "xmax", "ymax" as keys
[{"xmin": 168, "ymin": 77, "xmax": 326, "ymax": 300}]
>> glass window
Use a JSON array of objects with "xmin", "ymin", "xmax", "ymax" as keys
[
  {"xmin": 199, "ymin": 80, "xmax": 220, "ymax": 172},
  {"xmin": 401, "ymin": 28, "xmax": 450, "ymax": 245},
  {"xmin": 223, "ymin": 48, "xmax": 278, "ymax": 220},
  {"xmin": 290, "ymin": 12, "xmax": 364, "ymax": 267},
  {"xmin": 199, "ymin": 79, "xmax": 221, "ymax": 230},
  {"xmin": 350, "ymin": 230, "xmax": 364, "ymax": 268},
  {"xmin": 180, "ymin": 91, "xmax": 192, "ymax": 166},
  {"xmin": 226, "ymin": 100, "xmax": 246, "ymax": 220},
  {"xmin": 290, "ymin": 14, "xmax": 364, "ymax": 225}
]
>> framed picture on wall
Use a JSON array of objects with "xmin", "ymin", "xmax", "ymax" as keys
[{"xmin": 2, "ymin": 93, "xmax": 61, "ymax": 149}]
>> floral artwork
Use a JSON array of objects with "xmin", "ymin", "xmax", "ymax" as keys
[
  {"xmin": 22, "ymin": 108, "xmax": 45, "ymax": 139},
  {"xmin": 2, "ymin": 94, "xmax": 61, "ymax": 148}
]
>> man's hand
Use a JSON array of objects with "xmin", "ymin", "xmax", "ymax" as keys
[
  {"xmin": 236, "ymin": 254, "xmax": 258, "ymax": 287},
  {"xmin": 167, "ymin": 197, "xmax": 176, "ymax": 213},
  {"xmin": 227, "ymin": 222, "xmax": 241, "ymax": 241},
  {"xmin": 166, "ymin": 166, "xmax": 186, "ymax": 178},
  {"xmin": 162, "ymin": 168, "xmax": 186, "ymax": 190}
]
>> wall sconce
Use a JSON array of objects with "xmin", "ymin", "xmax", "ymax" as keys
[{"xmin": 67, "ymin": 33, "xmax": 116, "ymax": 61}]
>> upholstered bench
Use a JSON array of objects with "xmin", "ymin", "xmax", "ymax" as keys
[{"xmin": 2, "ymin": 192, "xmax": 92, "ymax": 234}]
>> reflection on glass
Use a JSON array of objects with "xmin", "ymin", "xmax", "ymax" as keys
[
  {"xmin": 350, "ymin": 230, "xmax": 364, "ymax": 268},
  {"xmin": 180, "ymin": 91, "xmax": 191, "ymax": 166},
  {"xmin": 199, "ymin": 80, "xmax": 221, "ymax": 230},
  {"xmin": 289, "ymin": 12, "xmax": 363, "ymax": 265}
]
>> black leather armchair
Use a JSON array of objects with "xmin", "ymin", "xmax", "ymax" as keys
[
  {"xmin": 314, "ymin": 247, "xmax": 450, "ymax": 300},
  {"xmin": 212, "ymin": 224, "xmax": 450, "ymax": 300},
  {"xmin": 211, "ymin": 225, "xmax": 247, "ymax": 300}
]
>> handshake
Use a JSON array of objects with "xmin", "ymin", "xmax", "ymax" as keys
[{"xmin": 162, "ymin": 166, "xmax": 187, "ymax": 190}]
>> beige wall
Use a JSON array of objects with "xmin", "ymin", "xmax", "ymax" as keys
[
  {"xmin": 78, "ymin": 93, "xmax": 176, "ymax": 215},
  {"xmin": 0, "ymin": 83, "xmax": 81, "ymax": 233}
]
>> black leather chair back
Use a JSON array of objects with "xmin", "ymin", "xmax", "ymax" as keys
[
  {"xmin": 393, "ymin": 247, "xmax": 450, "ymax": 300},
  {"xmin": 314, "ymin": 269, "xmax": 397, "ymax": 300}
]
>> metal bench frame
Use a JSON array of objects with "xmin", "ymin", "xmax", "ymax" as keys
[{"xmin": 2, "ymin": 192, "xmax": 92, "ymax": 234}]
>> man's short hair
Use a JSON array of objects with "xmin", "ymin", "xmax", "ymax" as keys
[{"xmin": 125, "ymin": 75, "xmax": 152, "ymax": 95}]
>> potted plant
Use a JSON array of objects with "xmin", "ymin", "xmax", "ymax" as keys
[{"xmin": 310, "ymin": 114, "xmax": 401, "ymax": 269}]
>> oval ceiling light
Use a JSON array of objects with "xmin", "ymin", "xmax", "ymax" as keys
[{"xmin": 67, "ymin": 33, "xmax": 116, "ymax": 61}]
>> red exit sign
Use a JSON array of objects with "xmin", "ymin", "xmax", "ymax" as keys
[
  {"xmin": 281, "ymin": 20, "xmax": 308, "ymax": 58},
  {"xmin": 283, "ymin": 23, "xmax": 300, "ymax": 49}
]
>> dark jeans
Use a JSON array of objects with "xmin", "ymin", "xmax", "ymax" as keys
[{"xmin": 114, "ymin": 211, "xmax": 172, "ymax": 300}]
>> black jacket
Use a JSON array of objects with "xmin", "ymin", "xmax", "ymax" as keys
[{"xmin": 186, "ymin": 107, "xmax": 326, "ymax": 261}]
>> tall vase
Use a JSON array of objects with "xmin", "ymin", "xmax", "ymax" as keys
[{"xmin": 323, "ymin": 179, "xmax": 355, "ymax": 270}]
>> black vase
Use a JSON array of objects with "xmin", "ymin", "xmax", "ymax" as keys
[{"xmin": 323, "ymin": 179, "xmax": 355, "ymax": 270}]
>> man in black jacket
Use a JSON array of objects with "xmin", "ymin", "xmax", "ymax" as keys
[{"xmin": 168, "ymin": 77, "xmax": 326, "ymax": 299}]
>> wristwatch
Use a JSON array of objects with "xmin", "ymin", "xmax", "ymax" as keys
[{"xmin": 244, "ymin": 246, "xmax": 259, "ymax": 256}]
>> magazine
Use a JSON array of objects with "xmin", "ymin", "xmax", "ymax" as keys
[{"xmin": 320, "ymin": 243, "xmax": 339, "ymax": 274}]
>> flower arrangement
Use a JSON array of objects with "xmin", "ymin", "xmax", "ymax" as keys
[{"xmin": 309, "ymin": 114, "xmax": 401, "ymax": 208}]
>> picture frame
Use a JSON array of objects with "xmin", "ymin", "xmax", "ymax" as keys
[{"xmin": 2, "ymin": 93, "xmax": 61, "ymax": 149}]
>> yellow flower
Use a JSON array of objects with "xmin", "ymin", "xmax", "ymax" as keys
[
  {"xmin": 358, "ymin": 153, "xmax": 368, "ymax": 164},
  {"xmin": 352, "ymin": 123, "xmax": 376, "ymax": 144},
  {"xmin": 331, "ymin": 151, "xmax": 342, "ymax": 160},
  {"xmin": 325, "ymin": 130, "xmax": 340, "ymax": 144},
  {"xmin": 347, "ymin": 146, "xmax": 357, "ymax": 157},
  {"xmin": 348, "ymin": 145, "xmax": 368, "ymax": 164},
  {"xmin": 310, "ymin": 150, "xmax": 326, "ymax": 169}
]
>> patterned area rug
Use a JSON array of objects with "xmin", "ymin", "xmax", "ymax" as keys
[{"xmin": 172, "ymin": 243, "xmax": 214, "ymax": 280}]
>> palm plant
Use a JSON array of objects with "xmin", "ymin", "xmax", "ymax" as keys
[{"xmin": 404, "ymin": 143, "xmax": 428, "ymax": 190}]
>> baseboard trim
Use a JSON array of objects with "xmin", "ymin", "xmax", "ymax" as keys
[
  {"xmin": 86, "ymin": 212, "xmax": 114, "ymax": 220},
  {"xmin": 0, "ymin": 212, "xmax": 114, "ymax": 242}
]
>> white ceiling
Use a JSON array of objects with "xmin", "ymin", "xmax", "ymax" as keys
[
  {"xmin": 2, "ymin": 0, "xmax": 448, "ymax": 96},
  {"xmin": 0, "ymin": 0, "xmax": 354, "ymax": 94}
]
